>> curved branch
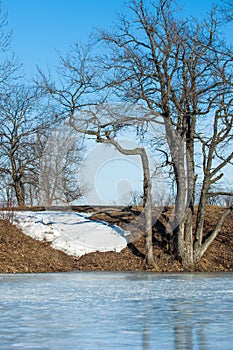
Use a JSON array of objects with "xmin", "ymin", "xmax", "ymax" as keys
[{"xmin": 101, "ymin": 138, "xmax": 144, "ymax": 156}]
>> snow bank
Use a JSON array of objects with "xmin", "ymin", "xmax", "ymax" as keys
[{"xmin": 13, "ymin": 211, "xmax": 128, "ymax": 257}]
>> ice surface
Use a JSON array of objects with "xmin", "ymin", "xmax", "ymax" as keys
[
  {"xmin": 13, "ymin": 211, "xmax": 128, "ymax": 257},
  {"xmin": 0, "ymin": 272, "xmax": 233, "ymax": 350}
]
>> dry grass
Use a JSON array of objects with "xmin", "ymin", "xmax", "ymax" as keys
[{"xmin": 0, "ymin": 205, "xmax": 232, "ymax": 273}]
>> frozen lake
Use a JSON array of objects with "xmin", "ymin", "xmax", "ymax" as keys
[{"xmin": 0, "ymin": 272, "xmax": 232, "ymax": 349}]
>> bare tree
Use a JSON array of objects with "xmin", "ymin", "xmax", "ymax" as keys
[
  {"xmin": 0, "ymin": 84, "xmax": 56, "ymax": 206},
  {"xmin": 0, "ymin": 3, "xmax": 25, "ymax": 206},
  {"xmin": 37, "ymin": 124, "xmax": 85, "ymax": 206},
  {"xmin": 98, "ymin": 0, "xmax": 233, "ymax": 266}
]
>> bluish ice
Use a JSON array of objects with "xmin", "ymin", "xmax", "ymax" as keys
[{"xmin": 0, "ymin": 272, "xmax": 232, "ymax": 349}]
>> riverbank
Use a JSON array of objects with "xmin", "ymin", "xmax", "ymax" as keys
[{"xmin": 0, "ymin": 206, "xmax": 232, "ymax": 273}]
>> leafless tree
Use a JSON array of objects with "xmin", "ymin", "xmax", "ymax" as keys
[
  {"xmin": 37, "ymin": 124, "xmax": 85, "ymax": 206},
  {"xmin": 0, "ymin": 4, "xmax": 25, "ymax": 206},
  {"xmin": 0, "ymin": 84, "xmax": 56, "ymax": 206},
  {"xmin": 98, "ymin": 0, "xmax": 233, "ymax": 266}
]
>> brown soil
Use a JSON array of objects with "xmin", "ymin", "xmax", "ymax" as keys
[{"xmin": 0, "ymin": 206, "xmax": 232, "ymax": 273}]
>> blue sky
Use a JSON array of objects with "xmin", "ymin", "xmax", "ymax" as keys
[
  {"xmin": 2, "ymin": 0, "xmax": 223, "ymax": 79},
  {"xmin": 3, "ymin": 0, "xmax": 127, "ymax": 78}
]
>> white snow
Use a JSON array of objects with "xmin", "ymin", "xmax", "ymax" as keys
[{"xmin": 13, "ymin": 211, "xmax": 128, "ymax": 257}]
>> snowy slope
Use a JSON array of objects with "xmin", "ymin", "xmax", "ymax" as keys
[{"xmin": 13, "ymin": 211, "xmax": 128, "ymax": 257}]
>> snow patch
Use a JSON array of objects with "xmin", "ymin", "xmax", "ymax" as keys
[{"xmin": 13, "ymin": 211, "xmax": 128, "ymax": 257}]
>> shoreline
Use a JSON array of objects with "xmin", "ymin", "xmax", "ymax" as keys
[{"xmin": 0, "ymin": 205, "xmax": 232, "ymax": 274}]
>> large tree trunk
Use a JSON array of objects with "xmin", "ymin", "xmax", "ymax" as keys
[
  {"xmin": 173, "ymin": 151, "xmax": 187, "ymax": 259},
  {"xmin": 14, "ymin": 180, "xmax": 25, "ymax": 207},
  {"xmin": 164, "ymin": 115, "xmax": 196, "ymax": 267},
  {"xmin": 141, "ymin": 148, "xmax": 155, "ymax": 268},
  {"xmin": 180, "ymin": 208, "xmax": 194, "ymax": 267},
  {"xmin": 11, "ymin": 153, "xmax": 25, "ymax": 207},
  {"xmin": 174, "ymin": 199, "xmax": 194, "ymax": 267}
]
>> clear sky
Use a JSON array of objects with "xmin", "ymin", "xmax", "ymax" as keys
[
  {"xmin": 2, "ymin": 0, "xmax": 224, "ymax": 79},
  {"xmin": 2, "ymin": 0, "xmax": 127, "ymax": 78}
]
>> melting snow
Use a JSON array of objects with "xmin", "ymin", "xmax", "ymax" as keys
[{"xmin": 13, "ymin": 211, "xmax": 128, "ymax": 257}]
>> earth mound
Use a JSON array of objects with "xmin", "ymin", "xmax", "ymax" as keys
[{"xmin": 0, "ymin": 206, "xmax": 232, "ymax": 273}]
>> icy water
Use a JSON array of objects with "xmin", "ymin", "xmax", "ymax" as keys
[{"xmin": 0, "ymin": 272, "xmax": 232, "ymax": 349}]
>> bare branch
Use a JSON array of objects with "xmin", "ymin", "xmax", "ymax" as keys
[
  {"xmin": 207, "ymin": 191, "xmax": 233, "ymax": 197},
  {"xmin": 198, "ymin": 206, "xmax": 232, "ymax": 258}
]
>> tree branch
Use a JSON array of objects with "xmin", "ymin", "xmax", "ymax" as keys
[{"xmin": 198, "ymin": 206, "xmax": 232, "ymax": 258}]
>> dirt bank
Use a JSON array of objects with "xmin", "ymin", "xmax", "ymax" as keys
[{"xmin": 0, "ymin": 206, "xmax": 232, "ymax": 273}]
